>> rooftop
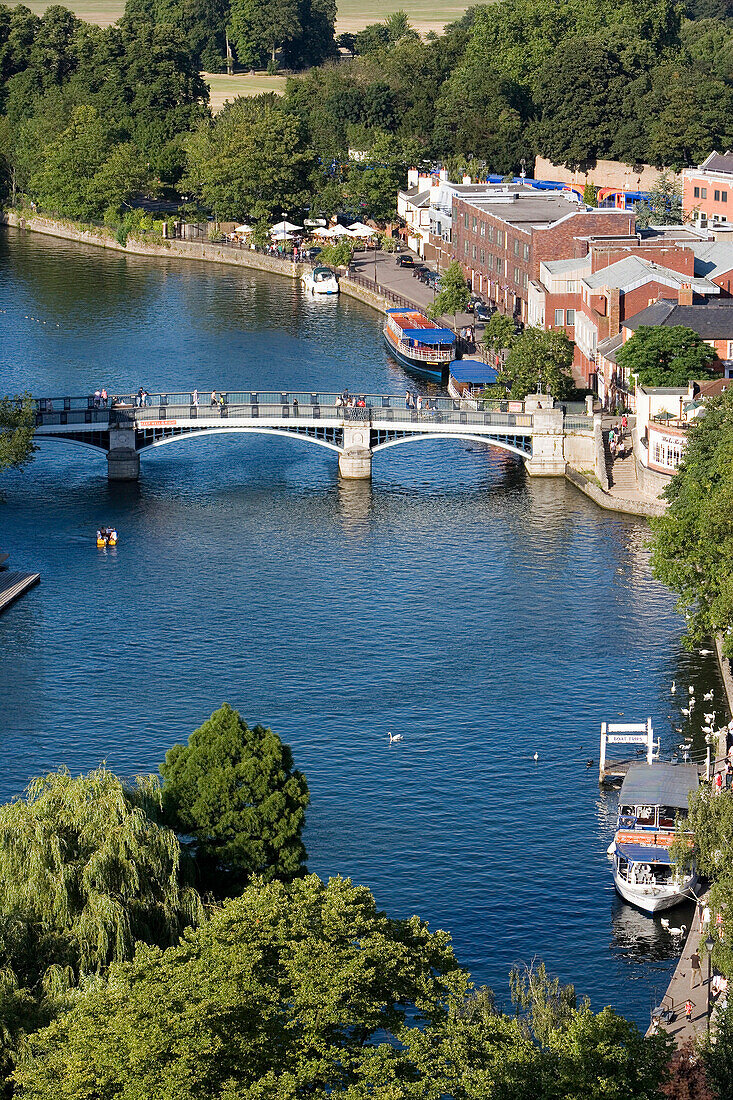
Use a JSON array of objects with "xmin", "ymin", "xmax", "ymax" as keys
[
  {"xmin": 583, "ymin": 255, "xmax": 718, "ymax": 294},
  {"xmin": 542, "ymin": 256, "xmax": 592, "ymax": 275},
  {"xmin": 619, "ymin": 763, "xmax": 699, "ymax": 809},
  {"xmin": 399, "ymin": 186, "xmax": 431, "ymax": 207},
  {"xmin": 690, "ymin": 239, "xmax": 733, "ymax": 280},
  {"xmin": 624, "ymin": 299, "xmax": 733, "ymax": 338},
  {"xmin": 700, "ymin": 150, "xmax": 733, "ymax": 176}
]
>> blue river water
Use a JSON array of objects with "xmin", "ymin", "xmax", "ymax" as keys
[{"xmin": 0, "ymin": 226, "xmax": 724, "ymax": 1027}]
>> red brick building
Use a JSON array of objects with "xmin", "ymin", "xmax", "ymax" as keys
[{"xmin": 451, "ymin": 187, "xmax": 634, "ymax": 322}]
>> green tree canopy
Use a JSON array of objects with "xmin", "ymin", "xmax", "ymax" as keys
[
  {"xmin": 497, "ymin": 326, "xmax": 575, "ymax": 400},
  {"xmin": 427, "ymin": 259, "xmax": 469, "ymax": 325},
  {"xmin": 0, "ymin": 393, "xmax": 35, "ymax": 475},
  {"xmin": 183, "ymin": 95, "xmax": 316, "ymax": 222},
  {"xmin": 0, "ymin": 767, "xmax": 203, "ymax": 985},
  {"xmin": 483, "ymin": 311, "xmax": 516, "ymax": 354},
  {"xmin": 616, "ymin": 325, "xmax": 717, "ymax": 387},
  {"xmin": 650, "ymin": 388, "xmax": 733, "ymax": 654},
  {"xmin": 161, "ymin": 702, "xmax": 309, "ymax": 890},
  {"xmin": 228, "ymin": 0, "xmax": 300, "ymax": 67}
]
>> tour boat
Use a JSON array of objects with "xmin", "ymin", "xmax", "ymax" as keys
[
  {"xmin": 302, "ymin": 266, "xmax": 339, "ymax": 295},
  {"xmin": 609, "ymin": 763, "xmax": 699, "ymax": 913},
  {"xmin": 383, "ymin": 308, "xmax": 456, "ymax": 381}
]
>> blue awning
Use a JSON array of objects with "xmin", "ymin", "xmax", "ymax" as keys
[
  {"xmin": 450, "ymin": 360, "xmax": 498, "ymax": 384},
  {"xmin": 617, "ymin": 843, "xmax": 673, "ymax": 865},
  {"xmin": 401, "ymin": 328, "xmax": 455, "ymax": 345}
]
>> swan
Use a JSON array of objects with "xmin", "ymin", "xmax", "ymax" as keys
[
  {"xmin": 671, "ymin": 681, "xmax": 676, "ymax": 694},
  {"xmin": 704, "ymin": 691, "xmax": 714, "ymax": 701},
  {"xmin": 533, "ymin": 752, "xmax": 539, "ymax": 761},
  {"xmin": 705, "ymin": 712, "xmax": 715, "ymax": 723},
  {"xmin": 388, "ymin": 732, "xmax": 403, "ymax": 743},
  {"xmin": 689, "ymin": 685, "xmax": 695, "ymax": 695},
  {"xmin": 665, "ymin": 922, "xmax": 687, "ymax": 937},
  {"xmin": 681, "ymin": 707, "xmax": 690, "ymax": 717},
  {"xmin": 700, "ymin": 649, "xmax": 713, "ymax": 656}
]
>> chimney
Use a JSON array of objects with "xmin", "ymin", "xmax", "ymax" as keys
[
  {"xmin": 678, "ymin": 282, "xmax": 693, "ymax": 306},
  {"xmin": 407, "ymin": 168, "xmax": 418, "ymax": 189}
]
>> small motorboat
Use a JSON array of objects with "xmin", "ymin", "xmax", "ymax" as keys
[
  {"xmin": 96, "ymin": 527, "xmax": 118, "ymax": 548},
  {"xmin": 302, "ymin": 266, "xmax": 339, "ymax": 295}
]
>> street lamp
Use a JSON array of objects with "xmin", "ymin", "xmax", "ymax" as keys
[{"xmin": 706, "ymin": 933, "xmax": 715, "ymax": 1033}]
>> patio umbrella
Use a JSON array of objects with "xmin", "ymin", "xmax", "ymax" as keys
[
  {"xmin": 347, "ymin": 225, "xmax": 377, "ymax": 238},
  {"xmin": 234, "ymin": 223, "xmax": 252, "ymax": 233},
  {"xmin": 270, "ymin": 229, "xmax": 296, "ymax": 240},
  {"xmin": 331, "ymin": 224, "xmax": 353, "ymax": 237},
  {"xmin": 656, "ymin": 411, "xmax": 675, "ymax": 421},
  {"xmin": 271, "ymin": 220, "xmax": 302, "ymax": 233}
]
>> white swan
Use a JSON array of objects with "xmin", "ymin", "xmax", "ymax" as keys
[
  {"xmin": 705, "ymin": 712, "xmax": 715, "ymax": 724},
  {"xmin": 689, "ymin": 685, "xmax": 695, "ymax": 695},
  {"xmin": 533, "ymin": 752, "xmax": 539, "ymax": 761},
  {"xmin": 671, "ymin": 681, "xmax": 676, "ymax": 694},
  {"xmin": 700, "ymin": 649, "xmax": 713, "ymax": 656},
  {"xmin": 704, "ymin": 690, "xmax": 714, "ymax": 701},
  {"xmin": 388, "ymin": 732, "xmax": 404, "ymax": 743},
  {"xmin": 681, "ymin": 707, "xmax": 690, "ymax": 717}
]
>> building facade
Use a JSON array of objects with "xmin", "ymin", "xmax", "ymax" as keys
[{"xmin": 683, "ymin": 151, "xmax": 733, "ymax": 228}]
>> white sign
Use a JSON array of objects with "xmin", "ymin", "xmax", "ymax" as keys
[{"xmin": 606, "ymin": 734, "xmax": 648, "ymax": 745}]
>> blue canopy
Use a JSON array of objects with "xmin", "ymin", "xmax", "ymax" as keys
[
  {"xmin": 617, "ymin": 843, "xmax": 673, "ymax": 865},
  {"xmin": 401, "ymin": 328, "xmax": 455, "ymax": 345},
  {"xmin": 450, "ymin": 360, "xmax": 498, "ymax": 384}
]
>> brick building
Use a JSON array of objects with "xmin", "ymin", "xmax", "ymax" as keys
[
  {"xmin": 451, "ymin": 187, "xmax": 634, "ymax": 322},
  {"xmin": 683, "ymin": 151, "xmax": 733, "ymax": 228}
]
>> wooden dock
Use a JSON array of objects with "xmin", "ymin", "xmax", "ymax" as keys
[{"xmin": 0, "ymin": 570, "xmax": 40, "ymax": 613}]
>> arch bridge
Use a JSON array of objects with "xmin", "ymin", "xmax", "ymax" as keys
[{"xmin": 32, "ymin": 390, "xmax": 589, "ymax": 481}]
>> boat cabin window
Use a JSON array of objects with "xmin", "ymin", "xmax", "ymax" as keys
[
  {"xmin": 635, "ymin": 805, "xmax": 656, "ymax": 827},
  {"xmin": 658, "ymin": 806, "xmax": 678, "ymax": 828}
]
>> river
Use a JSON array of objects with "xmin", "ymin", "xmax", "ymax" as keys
[{"xmin": 0, "ymin": 226, "xmax": 723, "ymax": 1027}]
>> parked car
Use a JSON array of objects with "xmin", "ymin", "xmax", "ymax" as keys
[
  {"xmin": 474, "ymin": 302, "xmax": 491, "ymax": 322},
  {"xmin": 413, "ymin": 264, "xmax": 431, "ymax": 278},
  {"xmin": 396, "ymin": 254, "xmax": 415, "ymax": 267}
]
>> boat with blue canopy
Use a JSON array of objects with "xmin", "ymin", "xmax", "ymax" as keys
[{"xmin": 383, "ymin": 308, "xmax": 456, "ymax": 381}]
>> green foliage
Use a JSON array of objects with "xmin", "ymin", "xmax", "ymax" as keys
[
  {"xmin": 483, "ymin": 311, "xmax": 516, "ymax": 354},
  {"xmin": 14, "ymin": 874, "xmax": 467, "ymax": 1099},
  {"xmin": 427, "ymin": 259, "xmax": 469, "ymax": 322},
  {"xmin": 616, "ymin": 325, "xmax": 717, "ymax": 387},
  {"xmin": 0, "ymin": 393, "xmax": 35, "ymax": 475},
  {"xmin": 183, "ymin": 95, "xmax": 316, "ymax": 222},
  {"xmin": 123, "ymin": 0, "xmax": 229, "ymax": 72},
  {"xmin": 317, "ymin": 238, "xmax": 353, "ymax": 267},
  {"xmin": 161, "ymin": 703, "xmax": 309, "ymax": 890},
  {"xmin": 510, "ymin": 959, "xmax": 579, "ymax": 1046},
  {"xmin": 650, "ymin": 388, "xmax": 733, "ymax": 654},
  {"xmin": 0, "ymin": 767, "xmax": 203, "ymax": 982},
  {"xmin": 497, "ymin": 326, "xmax": 575, "ymax": 400},
  {"xmin": 583, "ymin": 181, "xmax": 598, "ymax": 206},
  {"xmin": 344, "ymin": 131, "xmax": 416, "ymax": 222},
  {"xmin": 228, "ymin": 0, "xmax": 301, "ymax": 67},
  {"xmin": 700, "ymin": 1007, "xmax": 733, "ymax": 1098},
  {"xmin": 633, "ymin": 170, "xmax": 683, "ymax": 228}
]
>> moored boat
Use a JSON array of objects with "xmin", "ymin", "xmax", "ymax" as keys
[
  {"xmin": 383, "ymin": 308, "xmax": 456, "ymax": 381},
  {"xmin": 302, "ymin": 266, "xmax": 339, "ymax": 295},
  {"xmin": 610, "ymin": 763, "xmax": 699, "ymax": 913}
]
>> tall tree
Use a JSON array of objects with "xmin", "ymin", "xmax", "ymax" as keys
[
  {"xmin": 498, "ymin": 327, "xmax": 575, "ymax": 400},
  {"xmin": 650, "ymin": 388, "xmax": 733, "ymax": 654},
  {"xmin": 228, "ymin": 0, "xmax": 300, "ymax": 67},
  {"xmin": 0, "ymin": 393, "xmax": 35, "ymax": 475},
  {"xmin": 161, "ymin": 702, "xmax": 309, "ymax": 890},
  {"xmin": 616, "ymin": 325, "xmax": 716, "ymax": 387},
  {"xmin": 0, "ymin": 766, "xmax": 203, "ymax": 981},
  {"xmin": 427, "ymin": 259, "xmax": 469, "ymax": 327}
]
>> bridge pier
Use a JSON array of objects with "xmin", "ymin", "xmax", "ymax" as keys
[
  {"xmin": 523, "ymin": 404, "xmax": 566, "ymax": 477},
  {"xmin": 338, "ymin": 424, "xmax": 373, "ymax": 480},
  {"xmin": 107, "ymin": 427, "xmax": 140, "ymax": 482}
]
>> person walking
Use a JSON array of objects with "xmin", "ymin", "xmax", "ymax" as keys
[
  {"xmin": 405, "ymin": 390, "xmax": 411, "ymax": 410},
  {"xmin": 192, "ymin": 389, "xmax": 199, "ymax": 407},
  {"xmin": 211, "ymin": 390, "xmax": 217, "ymax": 406},
  {"xmin": 691, "ymin": 950, "xmax": 702, "ymax": 987}
]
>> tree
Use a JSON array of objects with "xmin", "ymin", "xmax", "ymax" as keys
[
  {"xmin": 497, "ymin": 326, "xmax": 575, "ymax": 400},
  {"xmin": 228, "ymin": 0, "xmax": 300, "ymax": 67},
  {"xmin": 282, "ymin": 0, "xmax": 337, "ymax": 68},
  {"xmin": 14, "ymin": 875, "xmax": 468, "ymax": 1099},
  {"xmin": 0, "ymin": 393, "xmax": 35, "ymax": 475},
  {"xmin": 317, "ymin": 238, "xmax": 353, "ymax": 267},
  {"xmin": 427, "ymin": 259, "xmax": 469, "ymax": 326},
  {"xmin": 161, "ymin": 703, "xmax": 309, "ymax": 890},
  {"xmin": 650, "ymin": 388, "xmax": 733, "ymax": 655},
  {"xmin": 344, "ymin": 131, "xmax": 416, "ymax": 222},
  {"xmin": 0, "ymin": 767, "xmax": 203, "ymax": 982},
  {"xmin": 483, "ymin": 311, "xmax": 516, "ymax": 355},
  {"xmin": 616, "ymin": 325, "xmax": 717, "ymax": 388},
  {"xmin": 633, "ymin": 170, "xmax": 683, "ymax": 228},
  {"xmin": 184, "ymin": 96, "xmax": 316, "ymax": 222},
  {"xmin": 662, "ymin": 1039, "xmax": 715, "ymax": 1099}
]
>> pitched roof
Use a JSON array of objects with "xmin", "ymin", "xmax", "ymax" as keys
[
  {"xmin": 619, "ymin": 763, "xmax": 699, "ymax": 809},
  {"xmin": 624, "ymin": 299, "xmax": 733, "ymax": 338},
  {"xmin": 582, "ymin": 255, "xmax": 717, "ymax": 294},
  {"xmin": 690, "ymin": 240, "xmax": 733, "ymax": 280},
  {"xmin": 701, "ymin": 150, "xmax": 733, "ymax": 176}
]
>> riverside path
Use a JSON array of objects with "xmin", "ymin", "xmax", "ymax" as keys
[{"xmin": 31, "ymin": 390, "xmax": 593, "ymax": 482}]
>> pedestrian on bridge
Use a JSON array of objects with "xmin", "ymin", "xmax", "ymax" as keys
[
  {"xmin": 192, "ymin": 390, "xmax": 199, "ymax": 406},
  {"xmin": 210, "ymin": 391, "xmax": 217, "ymax": 406},
  {"xmin": 405, "ymin": 391, "xmax": 410, "ymax": 409}
]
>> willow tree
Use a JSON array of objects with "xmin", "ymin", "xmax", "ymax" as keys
[
  {"xmin": 0, "ymin": 767, "xmax": 203, "ymax": 982},
  {"xmin": 161, "ymin": 703, "xmax": 309, "ymax": 892}
]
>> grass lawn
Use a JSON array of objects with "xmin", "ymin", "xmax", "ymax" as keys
[
  {"xmin": 203, "ymin": 72, "xmax": 287, "ymax": 112},
  {"xmin": 7, "ymin": 0, "xmax": 470, "ymax": 33}
]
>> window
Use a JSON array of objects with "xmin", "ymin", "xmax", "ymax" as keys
[
  {"xmin": 694, "ymin": 186, "xmax": 700, "ymax": 198},
  {"xmin": 723, "ymin": 192, "xmax": 728, "ymax": 203},
  {"xmin": 480, "ymin": 249, "xmax": 485, "ymax": 264},
  {"xmin": 702, "ymin": 188, "xmax": 707, "ymax": 199},
  {"xmin": 523, "ymin": 243, "xmax": 530, "ymax": 261},
  {"xmin": 554, "ymin": 308, "xmax": 564, "ymax": 326},
  {"xmin": 472, "ymin": 245, "xmax": 477, "ymax": 260},
  {"xmin": 497, "ymin": 230, "xmax": 504, "ymax": 247},
  {"xmin": 496, "ymin": 258, "xmax": 503, "ymax": 275},
  {"xmin": 514, "ymin": 265, "xmax": 521, "ymax": 283},
  {"xmin": 464, "ymin": 241, "xmax": 469, "ymax": 255},
  {"xmin": 487, "ymin": 226, "xmax": 494, "ymax": 242},
  {"xmin": 464, "ymin": 212, "xmax": 469, "ymax": 228},
  {"xmin": 472, "ymin": 216, "xmax": 477, "ymax": 231},
  {"xmin": 715, "ymin": 190, "xmax": 721, "ymax": 201},
  {"xmin": 486, "ymin": 253, "xmax": 493, "ymax": 270},
  {"xmin": 523, "ymin": 272, "xmax": 528, "ymax": 289},
  {"xmin": 480, "ymin": 222, "xmax": 485, "ymax": 237},
  {"xmin": 513, "ymin": 239, "xmax": 520, "ymax": 256},
  {"xmin": 566, "ymin": 308, "xmax": 575, "ymax": 326}
]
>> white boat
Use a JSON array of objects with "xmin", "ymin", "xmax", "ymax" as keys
[
  {"xmin": 302, "ymin": 266, "xmax": 339, "ymax": 295},
  {"xmin": 610, "ymin": 763, "xmax": 699, "ymax": 913}
]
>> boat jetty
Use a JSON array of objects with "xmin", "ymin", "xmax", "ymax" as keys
[{"xmin": 0, "ymin": 549, "xmax": 40, "ymax": 613}]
